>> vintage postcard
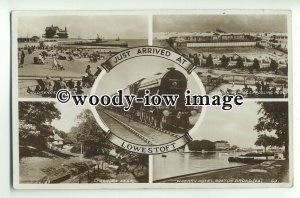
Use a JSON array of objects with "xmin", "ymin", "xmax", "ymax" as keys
[{"xmin": 12, "ymin": 10, "xmax": 293, "ymax": 189}]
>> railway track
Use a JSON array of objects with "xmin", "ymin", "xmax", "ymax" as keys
[{"xmin": 98, "ymin": 108, "xmax": 182, "ymax": 145}]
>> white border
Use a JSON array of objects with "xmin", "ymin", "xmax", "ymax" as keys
[{"xmin": 11, "ymin": 9, "xmax": 293, "ymax": 190}]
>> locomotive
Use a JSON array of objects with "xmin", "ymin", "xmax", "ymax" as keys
[{"xmin": 113, "ymin": 67, "xmax": 199, "ymax": 133}]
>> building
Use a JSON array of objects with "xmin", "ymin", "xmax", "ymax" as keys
[
  {"xmin": 52, "ymin": 133, "xmax": 64, "ymax": 146},
  {"xmin": 169, "ymin": 32, "xmax": 256, "ymax": 48},
  {"xmin": 215, "ymin": 141, "xmax": 231, "ymax": 150},
  {"xmin": 48, "ymin": 132, "xmax": 64, "ymax": 149},
  {"xmin": 42, "ymin": 25, "xmax": 68, "ymax": 39}
]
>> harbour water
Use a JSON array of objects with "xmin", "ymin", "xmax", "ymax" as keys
[{"xmin": 153, "ymin": 151, "xmax": 243, "ymax": 181}]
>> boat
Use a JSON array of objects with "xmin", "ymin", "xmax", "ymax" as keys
[{"xmin": 184, "ymin": 145, "xmax": 191, "ymax": 153}]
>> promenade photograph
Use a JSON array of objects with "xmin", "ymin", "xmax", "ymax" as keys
[
  {"xmin": 153, "ymin": 13, "xmax": 289, "ymax": 98},
  {"xmin": 15, "ymin": 13, "xmax": 148, "ymax": 98},
  {"xmin": 153, "ymin": 101, "xmax": 290, "ymax": 183},
  {"xmin": 18, "ymin": 101, "xmax": 149, "ymax": 183}
]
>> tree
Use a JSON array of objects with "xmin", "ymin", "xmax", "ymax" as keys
[
  {"xmin": 205, "ymin": 54, "xmax": 213, "ymax": 67},
  {"xmin": 253, "ymin": 58, "xmax": 260, "ymax": 71},
  {"xmin": 235, "ymin": 56, "xmax": 244, "ymax": 69},
  {"xmin": 71, "ymin": 109, "xmax": 114, "ymax": 159},
  {"xmin": 254, "ymin": 102, "xmax": 289, "ymax": 159},
  {"xmin": 188, "ymin": 140, "xmax": 216, "ymax": 151},
  {"xmin": 270, "ymin": 59, "xmax": 279, "ymax": 72},
  {"xmin": 19, "ymin": 102, "xmax": 61, "ymax": 146},
  {"xmin": 220, "ymin": 55, "xmax": 230, "ymax": 68},
  {"xmin": 255, "ymin": 134, "xmax": 277, "ymax": 160}
]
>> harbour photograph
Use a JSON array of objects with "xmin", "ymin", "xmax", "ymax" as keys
[
  {"xmin": 153, "ymin": 101, "xmax": 289, "ymax": 183},
  {"xmin": 153, "ymin": 13, "xmax": 289, "ymax": 98},
  {"xmin": 15, "ymin": 13, "xmax": 148, "ymax": 98}
]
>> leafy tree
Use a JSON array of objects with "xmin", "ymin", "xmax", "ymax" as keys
[
  {"xmin": 188, "ymin": 140, "xmax": 216, "ymax": 151},
  {"xmin": 71, "ymin": 110, "xmax": 114, "ymax": 159},
  {"xmin": 254, "ymin": 102, "xmax": 289, "ymax": 159},
  {"xmin": 205, "ymin": 54, "xmax": 213, "ymax": 67},
  {"xmin": 270, "ymin": 59, "xmax": 279, "ymax": 71},
  {"xmin": 19, "ymin": 102, "xmax": 61, "ymax": 146},
  {"xmin": 235, "ymin": 56, "xmax": 244, "ymax": 68},
  {"xmin": 220, "ymin": 55, "xmax": 230, "ymax": 68},
  {"xmin": 253, "ymin": 58, "xmax": 260, "ymax": 71},
  {"xmin": 255, "ymin": 134, "xmax": 277, "ymax": 160}
]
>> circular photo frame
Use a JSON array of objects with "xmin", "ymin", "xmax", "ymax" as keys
[{"xmin": 89, "ymin": 46, "xmax": 207, "ymax": 154}]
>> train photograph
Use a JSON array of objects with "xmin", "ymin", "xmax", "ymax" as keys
[{"xmin": 95, "ymin": 56, "xmax": 204, "ymax": 146}]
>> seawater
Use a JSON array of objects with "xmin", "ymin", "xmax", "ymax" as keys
[{"xmin": 153, "ymin": 151, "xmax": 243, "ymax": 181}]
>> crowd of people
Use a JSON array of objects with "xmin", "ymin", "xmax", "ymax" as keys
[
  {"xmin": 18, "ymin": 44, "xmax": 110, "ymax": 71},
  {"xmin": 27, "ymin": 64, "xmax": 102, "ymax": 97}
]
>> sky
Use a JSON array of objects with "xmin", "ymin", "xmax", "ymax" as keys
[
  {"xmin": 191, "ymin": 101, "xmax": 262, "ymax": 148},
  {"xmin": 154, "ymin": 15, "xmax": 287, "ymax": 33},
  {"xmin": 17, "ymin": 15, "xmax": 148, "ymax": 39},
  {"xmin": 51, "ymin": 103, "xmax": 89, "ymax": 133}
]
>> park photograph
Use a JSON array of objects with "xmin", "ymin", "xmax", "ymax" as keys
[{"xmin": 17, "ymin": 101, "xmax": 149, "ymax": 184}]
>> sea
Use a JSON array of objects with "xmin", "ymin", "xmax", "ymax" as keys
[
  {"xmin": 153, "ymin": 151, "xmax": 244, "ymax": 181},
  {"xmin": 18, "ymin": 39, "xmax": 148, "ymax": 49}
]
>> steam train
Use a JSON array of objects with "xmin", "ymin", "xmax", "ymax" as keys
[{"xmin": 112, "ymin": 67, "xmax": 199, "ymax": 133}]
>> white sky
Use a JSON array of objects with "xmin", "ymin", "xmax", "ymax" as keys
[
  {"xmin": 17, "ymin": 15, "xmax": 148, "ymax": 39},
  {"xmin": 191, "ymin": 101, "xmax": 262, "ymax": 148},
  {"xmin": 154, "ymin": 15, "xmax": 287, "ymax": 33},
  {"xmin": 51, "ymin": 103, "xmax": 89, "ymax": 133}
]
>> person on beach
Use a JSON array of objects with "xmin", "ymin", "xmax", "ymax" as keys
[
  {"xmin": 57, "ymin": 77, "xmax": 67, "ymax": 90},
  {"xmin": 67, "ymin": 79, "xmax": 75, "ymax": 90},
  {"xmin": 194, "ymin": 54, "xmax": 200, "ymax": 67},
  {"xmin": 76, "ymin": 81, "xmax": 84, "ymax": 95},
  {"xmin": 85, "ymin": 65, "xmax": 92, "ymax": 76},
  {"xmin": 85, "ymin": 65, "xmax": 94, "ymax": 87},
  {"xmin": 18, "ymin": 50, "xmax": 25, "ymax": 68},
  {"xmin": 94, "ymin": 66, "xmax": 102, "ymax": 76},
  {"xmin": 38, "ymin": 53, "xmax": 45, "ymax": 64},
  {"xmin": 52, "ymin": 55, "xmax": 58, "ymax": 70},
  {"xmin": 18, "ymin": 49, "xmax": 21, "ymax": 68},
  {"xmin": 44, "ymin": 76, "xmax": 53, "ymax": 91}
]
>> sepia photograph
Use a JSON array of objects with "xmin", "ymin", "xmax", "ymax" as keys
[
  {"xmin": 95, "ymin": 55, "xmax": 203, "ymax": 146},
  {"xmin": 16, "ymin": 13, "xmax": 148, "ymax": 98},
  {"xmin": 11, "ymin": 10, "xmax": 293, "ymax": 189},
  {"xmin": 153, "ymin": 101, "xmax": 290, "ymax": 183},
  {"xmin": 18, "ymin": 101, "xmax": 149, "ymax": 184},
  {"xmin": 153, "ymin": 14, "xmax": 289, "ymax": 98}
]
